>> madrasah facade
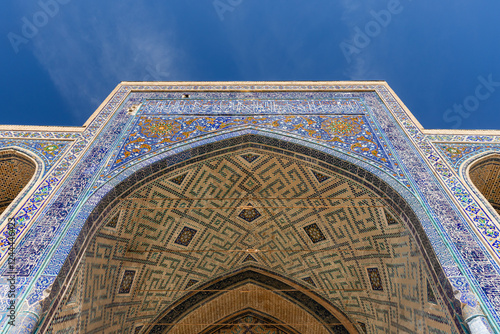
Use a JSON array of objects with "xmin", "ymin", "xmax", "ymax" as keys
[{"xmin": 0, "ymin": 82, "xmax": 499, "ymax": 333}]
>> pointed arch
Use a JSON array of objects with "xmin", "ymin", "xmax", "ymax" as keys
[
  {"xmin": 467, "ymin": 153, "xmax": 500, "ymax": 216},
  {"xmin": 0, "ymin": 148, "xmax": 41, "ymax": 222},
  {"xmin": 39, "ymin": 134, "xmax": 465, "ymax": 333}
]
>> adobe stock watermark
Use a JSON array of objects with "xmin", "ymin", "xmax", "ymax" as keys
[
  {"xmin": 213, "ymin": 0, "xmax": 243, "ymax": 21},
  {"xmin": 443, "ymin": 74, "xmax": 500, "ymax": 128},
  {"xmin": 6, "ymin": 218, "xmax": 16, "ymax": 327},
  {"xmin": 7, "ymin": 0, "xmax": 71, "ymax": 54},
  {"xmin": 340, "ymin": 0, "xmax": 411, "ymax": 64}
]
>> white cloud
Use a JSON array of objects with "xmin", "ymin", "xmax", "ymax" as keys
[{"xmin": 29, "ymin": 2, "xmax": 186, "ymax": 123}]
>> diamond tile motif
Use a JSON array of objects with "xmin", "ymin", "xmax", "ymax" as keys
[
  {"xmin": 134, "ymin": 326, "xmax": 143, "ymax": 334},
  {"xmin": 240, "ymin": 153, "xmax": 260, "ymax": 163},
  {"xmin": 302, "ymin": 277, "xmax": 317, "ymax": 287},
  {"xmin": 312, "ymin": 170, "xmax": 330, "ymax": 183},
  {"xmin": 242, "ymin": 254, "xmax": 258, "ymax": 263},
  {"xmin": 118, "ymin": 270, "xmax": 136, "ymax": 294},
  {"xmin": 427, "ymin": 280, "xmax": 437, "ymax": 304},
  {"xmin": 367, "ymin": 268, "xmax": 383, "ymax": 291},
  {"xmin": 303, "ymin": 223, "xmax": 327, "ymax": 243},
  {"xmin": 106, "ymin": 212, "xmax": 119, "ymax": 228},
  {"xmin": 238, "ymin": 204, "xmax": 261, "ymax": 223},
  {"xmin": 185, "ymin": 279, "xmax": 199, "ymax": 288},
  {"xmin": 384, "ymin": 209, "xmax": 398, "ymax": 225},
  {"xmin": 174, "ymin": 226, "xmax": 198, "ymax": 246},
  {"xmin": 169, "ymin": 173, "xmax": 188, "ymax": 186},
  {"xmin": 358, "ymin": 322, "xmax": 367, "ymax": 333}
]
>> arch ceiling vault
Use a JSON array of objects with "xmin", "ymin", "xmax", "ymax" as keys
[{"xmin": 0, "ymin": 82, "xmax": 499, "ymax": 334}]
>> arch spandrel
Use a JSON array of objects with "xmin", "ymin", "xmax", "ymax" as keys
[{"xmin": 44, "ymin": 144, "xmax": 463, "ymax": 334}]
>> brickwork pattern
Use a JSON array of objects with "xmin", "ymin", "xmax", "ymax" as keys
[{"xmin": 48, "ymin": 149, "xmax": 455, "ymax": 334}]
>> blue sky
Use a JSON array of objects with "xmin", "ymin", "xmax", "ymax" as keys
[{"xmin": 1, "ymin": 0, "xmax": 500, "ymax": 130}]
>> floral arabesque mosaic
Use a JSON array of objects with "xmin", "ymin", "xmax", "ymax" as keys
[
  {"xmin": 435, "ymin": 143, "xmax": 500, "ymax": 171},
  {"xmin": 113, "ymin": 115, "xmax": 392, "ymax": 171}
]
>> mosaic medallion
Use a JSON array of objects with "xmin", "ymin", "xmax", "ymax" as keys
[
  {"xmin": 367, "ymin": 268, "xmax": 383, "ymax": 291},
  {"xmin": 238, "ymin": 204, "xmax": 262, "ymax": 223},
  {"xmin": 303, "ymin": 223, "xmax": 327, "ymax": 243},
  {"xmin": 169, "ymin": 173, "xmax": 187, "ymax": 186},
  {"xmin": 140, "ymin": 118, "xmax": 181, "ymax": 138},
  {"xmin": 240, "ymin": 153, "xmax": 260, "ymax": 163},
  {"xmin": 118, "ymin": 270, "xmax": 136, "ymax": 294},
  {"xmin": 302, "ymin": 276, "xmax": 317, "ymax": 287},
  {"xmin": 321, "ymin": 116, "xmax": 363, "ymax": 137},
  {"xmin": 174, "ymin": 226, "xmax": 198, "ymax": 246},
  {"xmin": 312, "ymin": 170, "xmax": 330, "ymax": 183}
]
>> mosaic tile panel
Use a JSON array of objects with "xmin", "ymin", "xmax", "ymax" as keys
[
  {"xmin": 118, "ymin": 270, "xmax": 136, "ymax": 294},
  {"xmin": 112, "ymin": 114, "xmax": 392, "ymax": 171},
  {"xmin": 303, "ymin": 223, "xmax": 327, "ymax": 243},
  {"xmin": 367, "ymin": 268, "xmax": 383, "ymax": 291},
  {"xmin": 174, "ymin": 227, "xmax": 198, "ymax": 246},
  {"xmin": 238, "ymin": 204, "xmax": 262, "ymax": 223},
  {"xmin": 0, "ymin": 139, "xmax": 70, "ymax": 174},
  {"xmin": 436, "ymin": 143, "xmax": 500, "ymax": 171}
]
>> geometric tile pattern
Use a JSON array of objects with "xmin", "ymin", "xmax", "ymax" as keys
[
  {"xmin": 47, "ymin": 149, "xmax": 455, "ymax": 333},
  {"xmin": 367, "ymin": 268, "xmax": 383, "ymax": 291},
  {"xmin": 174, "ymin": 227, "xmax": 198, "ymax": 246},
  {"xmin": 303, "ymin": 223, "xmax": 327, "ymax": 243}
]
